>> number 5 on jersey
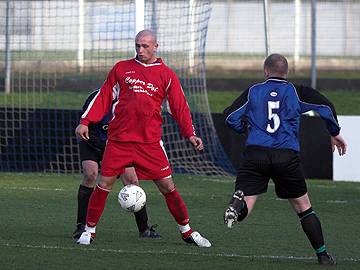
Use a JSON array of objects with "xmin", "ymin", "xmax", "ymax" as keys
[{"xmin": 266, "ymin": 101, "xmax": 280, "ymax": 133}]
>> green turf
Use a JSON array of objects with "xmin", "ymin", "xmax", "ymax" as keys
[
  {"xmin": 208, "ymin": 90, "xmax": 360, "ymax": 115},
  {"xmin": 0, "ymin": 173, "xmax": 359, "ymax": 269},
  {"xmin": 0, "ymin": 50, "xmax": 130, "ymax": 61},
  {"xmin": 0, "ymin": 91, "xmax": 88, "ymax": 109},
  {"xmin": 1, "ymin": 89, "xmax": 359, "ymax": 115},
  {"xmin": 321, "ymin": 90, "xmax": 360, "ymax": 115}
]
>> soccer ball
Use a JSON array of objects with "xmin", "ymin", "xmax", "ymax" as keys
[{"xmin": 118, "ymin": 184, "xmax": 146, "ymax": 212}]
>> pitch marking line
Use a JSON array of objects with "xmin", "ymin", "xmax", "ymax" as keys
[
  {"xmin": 1, "ymin": 242, "xmax": 359, "ymax": 262},
  {"xmin": 326, "ymin": 200, "xmax": 347, "ymax": 204},
  {"xmin": 0, "ymin": 186, "xmax": 66, "ymax": 191},
  {"xmin": 0, "ymin": 186, "xmax": 162, "ymax": 196}
]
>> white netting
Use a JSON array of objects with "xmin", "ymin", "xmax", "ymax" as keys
[{"xmin": 0, "ymin": 0, "xmax": 235, "ymax": 175}]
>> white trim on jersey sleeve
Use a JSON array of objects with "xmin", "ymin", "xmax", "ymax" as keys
[
  {"xmin": 162, "ymin": 79, "xmax": 172, "ymax": 114},
  {"xmin": 165, "ymin": 78, "xmax": 172, "ymax": 93},
  {"xmin": 112, "ymin": 83, "xmax": 120, "ymax": 100},
  {"xmin": 81, "ymin": 90, "xmax": 101, "ymax": 119},
  {"xmin": 159, "ymin": 139, "xmax": 169, "ymax": 161},
  {"xmin": 110, "ymin": 83, "xmax": 120, "ymax": 122},
  {"xmin": 161, "ymin": 97, "xmax": 172, "ymax": 115}
]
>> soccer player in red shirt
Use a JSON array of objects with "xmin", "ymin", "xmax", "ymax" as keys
[
  {"xmin": 73, "ymin": 89, "xmax": 161, "ymax": 240},
  {"xmin": 75, "ymin": 29, "xmax": 211, "ymax": 247}
]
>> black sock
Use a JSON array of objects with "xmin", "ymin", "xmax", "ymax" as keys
[
  {"xmin": 237, "ymin": 200, "xmax": 248, "ymax": 222},
  {"xmin": 298, "ymin": 207, "xmax": 326, "ymax": 254},
  {"xmin": 76, "ymin": 185, "xmax": 93, "ymax": 225},
  {"xmin": 134, "ymin": 205, "xmax": 149, "ymax": 233}
]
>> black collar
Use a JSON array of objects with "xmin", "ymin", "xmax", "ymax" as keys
[{"xmin": 267, "ymin": 76, "xmax": 288, "ymax": 82}]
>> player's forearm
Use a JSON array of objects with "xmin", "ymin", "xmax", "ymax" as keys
[
  {"xmin": 81, "ymin": 89, "xmax": 113, "ymax": 125},
  {"xmin": 182, "ymin": 124, "xmax": 197, "ymax": 139},
  {"xmin": 167, "ymin": 86, "xmax": 196, "ymax": 138},
  {"xmin": 299, "ymin": 101, "xmax": 340, "ymax": 136},
  {"xmin": 225, "ymin": 105, "xmax": 247, "ymax": 134},
  {"xmin": 223, "ymin": 89, "xmax": 249, "ymax": 118},
  {"xmin": 172, "ymin": 111, "xmax": 196, "ymax": 138},
  {"xmin": 79, "ymin": 118, "xmax": 90, "ymax": 126},
  {"xmin": 296, "ymin": 85, "xmax": 339, "ymax": 122},
  {"xmin": 82, "ymin": 66, "xmax": 119, "ymax": 125}
]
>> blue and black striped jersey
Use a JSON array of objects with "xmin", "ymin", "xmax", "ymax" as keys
[{"xmin": 224, "ymin": 77, "xmax": 340, "ymax": 152}]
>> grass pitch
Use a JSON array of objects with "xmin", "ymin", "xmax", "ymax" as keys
[
  {"xmin": 1, "ymin": 89, "xmax": 360, "ymax": 115},
  {"xmin": 0, "ymin": 173, "xmax": 359, "ymax": 270},
  {"xmin": 208, "ymin": 90, "xmax": 360, "ymax": 115}
]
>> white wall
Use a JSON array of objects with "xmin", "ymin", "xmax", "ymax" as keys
[
  {"xmin": 1, "ymin": 1, "xmax": 360, "ymax": 56},
  {"xmin": 333, "ymin": 116, "xmax": 360, "ymax": 182}
]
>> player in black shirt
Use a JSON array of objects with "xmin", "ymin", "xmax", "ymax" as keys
[{"xmin": 73, "ymin": 90, "xmax": 161, "ymax": 240}]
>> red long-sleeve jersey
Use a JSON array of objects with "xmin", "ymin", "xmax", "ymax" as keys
[{"xmin": 80, "ymin": 58, "xmax": 196, "ymax": 143}]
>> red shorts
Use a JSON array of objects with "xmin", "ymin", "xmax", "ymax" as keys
[{"xmin": 101, "ymin": 140, "xmax": 172, "ymax": 180}]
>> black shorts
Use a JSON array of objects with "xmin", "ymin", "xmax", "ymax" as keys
[
  {"xmin": 79, "ymin": 141, "xmax": 104, "ymax": 164},
  {"xmin": 235, "ymin": 146, "xmax": 307, "ymax": 199}
]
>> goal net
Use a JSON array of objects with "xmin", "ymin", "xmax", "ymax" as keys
[{"xmin": 0, "ymin": 0, "xmax": 235, "ymax": 175}]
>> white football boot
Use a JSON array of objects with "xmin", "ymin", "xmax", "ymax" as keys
[
  {"xmin": 76, "ymin": 230, "xmax": 95, "ymax": 245},
  {"xmin": 183, "ymin": 231, "xmax": 211, "ymax": 248},
  {"xmin": 224, "ymin": 206, "xmax": 238, "ymax": 228}
]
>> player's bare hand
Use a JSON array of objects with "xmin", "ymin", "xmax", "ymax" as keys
[
  {"xmin": 189, "ymin": 136, "xmax": 204, "ymax": 151},
  {"xmin": 75, "ymin": 124, "xmax": 90, "ymax": 141},
  {"xmin": 331, "ymin": 134, "xmax": 347, "ymax": 156}
]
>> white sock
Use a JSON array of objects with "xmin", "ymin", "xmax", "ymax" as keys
[
  {"xmin": 178, "ymin": 224, "xmax": 191, "ymax": 234},
  {"xmin": 85, "ymin": 225, "xmax": 96, "ymax": 234}
]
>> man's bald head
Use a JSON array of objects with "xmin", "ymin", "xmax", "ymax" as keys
[
  {"xmin": 135, "ymin": 29, "xmax": 158, "ymax": 64},
  {"xmin": 135, "ymin": 29, "xmax": 157, "ymax": 44},
  {"xmin": 263, "ymin": 53, "xmax": 288, "ymax": 78}
]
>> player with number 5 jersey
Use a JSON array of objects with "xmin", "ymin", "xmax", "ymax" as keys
[
  {"xmin": 222, "ymin": 53, "xmax": 346, "ymax": 265},
  {"xmin": 224, "ymin": 74, "xmax": 341, "ymax": 152}
]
